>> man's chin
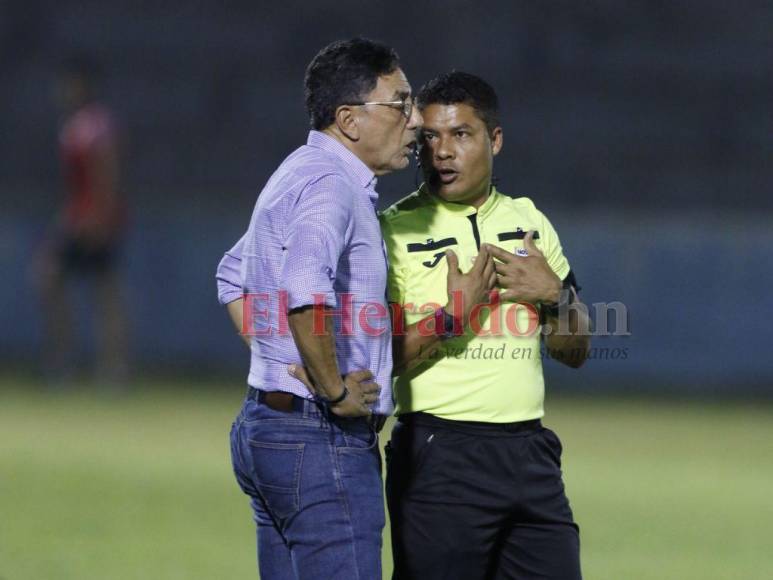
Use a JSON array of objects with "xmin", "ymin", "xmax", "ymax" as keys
[
  {"xmin": 432, "ymin": 183, "xmax": 466, "ymax": 201},
  {"xmin": 391, "ymin": 156, "xmax": 411, "ymax": 171}
]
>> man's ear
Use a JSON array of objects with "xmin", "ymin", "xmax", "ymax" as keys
[
  {"xmin": 335, "ymin": 105, "xmax": 360, "ymax": 141},
  {"xmin": 490, "ymin": 127, "xmax": 503, "ymax": 157}
]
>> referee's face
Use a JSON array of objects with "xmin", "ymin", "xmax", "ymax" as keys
[{"xmin": 419, "ymin": 103, "xmax": 502, "ymax": 208}]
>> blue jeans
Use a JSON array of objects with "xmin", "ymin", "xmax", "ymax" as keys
[{"xmin": 230, "ymin": 389, "xmax": 385, "ymax": 579}]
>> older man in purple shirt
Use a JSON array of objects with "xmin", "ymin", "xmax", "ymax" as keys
[{"xmin": 221, "ymin": 38, "xmax": 420, "ymax": 579}]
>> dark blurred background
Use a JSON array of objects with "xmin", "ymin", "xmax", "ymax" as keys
[{"xmin": 1, "ymin": 0, "xmax": 772, "ymax": 393}]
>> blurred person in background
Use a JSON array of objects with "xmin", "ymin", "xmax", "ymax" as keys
[
  {"xmin": 218, "ymin": 38, "xmax": 420, "ymax": 579},
  {"xmin": 34, "ymin": 55, "xmax": 129, "ymax": 387}
]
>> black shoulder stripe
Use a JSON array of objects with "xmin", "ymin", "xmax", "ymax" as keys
[
  {"xmin": 406, "ymin": 237, "xmax": 457, "ymax": 252},
  {"xmin": 497, "ymin": 230, "xmax": 540, "ymax": 242}
]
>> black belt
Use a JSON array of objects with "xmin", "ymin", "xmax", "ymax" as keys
[{"xmin": 398, "ymin": 411, "xmax": 541, "ymax": 435}]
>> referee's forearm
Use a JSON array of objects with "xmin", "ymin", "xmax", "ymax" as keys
[
  {"xmin": 392, "ymin": 317, "xmax": 444, "ymax": 375},
  {"xmin": 544, "ymin": 305, "xmax": 591, "ymax": 368}
]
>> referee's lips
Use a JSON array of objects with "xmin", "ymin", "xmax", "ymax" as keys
[{"xmin": 435, "ymin": 165, "xmax": 459, "ymax": 185}]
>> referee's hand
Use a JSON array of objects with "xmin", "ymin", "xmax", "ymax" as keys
[
  {"xmin": 486, "ymin": 231, "xmax": 561, "ymax": 304},
  {"xmin": 445, "ymin": 246, "xmax": 498, "ymax": 326}
]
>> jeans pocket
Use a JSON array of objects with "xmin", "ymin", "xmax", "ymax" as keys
[
  {"xmin": 339, "ymin": 424, "xmax": 378, "ymax": 452},
  {"xmin": 247, "ymin": 440, "xmax": 304, "ymax": 520}
]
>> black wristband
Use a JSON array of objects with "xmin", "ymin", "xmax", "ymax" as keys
[
  {"xmin": 541, "ymin": 288, "xmax": 575, "ymax": 318},
  {"xmin": 317, "ymin": 385, "xmax": 349, "ymax": 407},
  {"xmin": 435, "ymin": 307, "xmax": 460, "ymax": 340}
]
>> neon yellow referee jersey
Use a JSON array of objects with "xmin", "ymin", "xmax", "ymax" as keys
[{"xmin": 380, "ymin": 185, "xmax": 571, "ymax": 423}]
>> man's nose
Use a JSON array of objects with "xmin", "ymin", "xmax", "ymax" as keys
[
  {"xmin": 407, "ymin": 105, "xmax": 422, "ymax": 130},
  {"xmin": 434, "ymin": 137, "xmax": 453, "ymax": 160}
]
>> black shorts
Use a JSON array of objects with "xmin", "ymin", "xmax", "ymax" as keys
[
  {"xmin": 58, "ymin": 237, "xmax": 119, "ymax": 275},
  {"xmin": 386, "ymin": 412, "xmax": 581, "ymax": 580}
]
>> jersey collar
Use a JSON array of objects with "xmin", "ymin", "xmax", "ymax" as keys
[{"xmin": 419, "ymin": 183, "xmax": 501, "ymax": 220}]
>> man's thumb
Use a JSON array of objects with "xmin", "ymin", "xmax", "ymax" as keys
[{"xmin": 445, "ymin": 249, "xmax": 460, "ymax": 273}]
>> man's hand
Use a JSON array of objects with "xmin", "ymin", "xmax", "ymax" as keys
[
  {"xmin": 288, "ymin": 365, "xmax": 380, "ymax": 418},
  {"xmin": 445, "ymin": 247, "xmax": 497, "ymax": 325},
  {"xmin": 486, "ymin": 231, "xmax": 561, "ymax": 304}
]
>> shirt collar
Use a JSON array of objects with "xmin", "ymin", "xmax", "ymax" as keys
[
  {"xmin": 418, "ymin": 183, "xmax": 501, "ymax": 220},
  {"xmin": 366, "ymin": 183, "xmax": 379, "ymax": 208},
  {"xmin": 307, "ymin": 130, "xmax": 377, "ymax": 190}
]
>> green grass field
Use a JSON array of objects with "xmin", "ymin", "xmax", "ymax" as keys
[{"xmin": 2, "ymin": 376, "xmax": 772, "ymax": 579}]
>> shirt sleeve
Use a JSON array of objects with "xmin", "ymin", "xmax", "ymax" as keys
[
  {"xmin": 280, "ymin": 174, "xmax": 353, "ymax": 310},
  {"xmin": 537, "ymin": 209, "xmax": 571, "ymax": 281},
  {"xmin": 215, "ymin": 234, "xmax": 245, "ymax": 305},
  {"xmin": 379, "ymin": 215, "xmax": 408, "ymax": 305}
]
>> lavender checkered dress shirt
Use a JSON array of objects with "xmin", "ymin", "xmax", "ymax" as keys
[{"xmin": 216, "ymin": 131, "xmax": 393, "ymax": 415}]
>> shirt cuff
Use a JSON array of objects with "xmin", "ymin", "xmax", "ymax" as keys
[
  {"xmin": 283, "ymin": 272, "xmax": 337, "ymax": 310},
  {"xmin": 217, "ymin": 281, "xmax": 243, "ymax": 305}
]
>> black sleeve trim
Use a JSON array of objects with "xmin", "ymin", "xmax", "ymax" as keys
[{"xmin": 563, "ymin": 269, "xmax": 581, "ymax": 294}]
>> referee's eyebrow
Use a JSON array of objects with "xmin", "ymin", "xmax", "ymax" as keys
[{"xmin": 393, "ymin": 89, "xmax": 411, "ymax": 100}]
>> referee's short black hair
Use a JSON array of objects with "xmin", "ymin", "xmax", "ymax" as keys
[
  {"xmin": 416, "ymin": 71, "xmax": 500, "ymax": 134},
  {"xmin": 304, "ymin": 38, "xmax": 400, "ymax": 130}
]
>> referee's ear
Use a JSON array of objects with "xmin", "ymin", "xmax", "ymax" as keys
[
  {"xmin": 490, "ymin": 126, "xmax": 503, "ymax": 157},
  {"xmin": 334, "ymin": 105, "xmax": 360, "ymax": 141}
]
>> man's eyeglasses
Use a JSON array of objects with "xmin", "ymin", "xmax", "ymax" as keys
[{"xmin": 349, "ymin": 98, "xmax": 413, "ymax": 119}]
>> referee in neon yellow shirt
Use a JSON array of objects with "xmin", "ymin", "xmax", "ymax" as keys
[{"xmin": 381, "ymin": 72, "xmax": 591, "ymax": 580}]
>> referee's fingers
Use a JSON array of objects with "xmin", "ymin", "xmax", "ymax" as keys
[
  {"xmin": 483, "ymin": 262, "xmax": 497, "ymax": 290},
  {"xmin": 445, "ymin": 249, "xmax": 460, "ymax": 274},
  {"xmin": 524, "ymin": 230, "xmax": 543, "ymax": 257},
  {"xmin": 482, "ymin": 255, "xmax": 494, "ymax": 279},
  {"xmin": 493, "ymin": 260, "xmax": 511, "ymax": 274},
  {"xmin": 470, "ymin": 245, "xmax": 489, "ymax": 275},
  {"xmin": 484, "ymin": 243, "xmax": 514, "ymax": 264}
]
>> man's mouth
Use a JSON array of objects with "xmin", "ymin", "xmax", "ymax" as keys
[{"xmin": 437, "ymin": 168, "xmax": 459, "ymax": 184}]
